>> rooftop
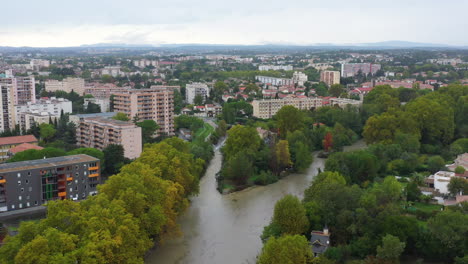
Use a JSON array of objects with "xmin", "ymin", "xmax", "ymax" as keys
[
  {"xmin": 8, "ymin": 143, "xmax": 44, "ymax": 154},
  {"xmin": 0, "ymin": 154, "xmax": 99, "ymax": 173},
  {"xmin": 0, "ymin": 135, "xmax": 38, "ymax": 146}
]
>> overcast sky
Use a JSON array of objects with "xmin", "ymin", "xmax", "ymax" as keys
[{"xmin": 2, "ymin": 0, "xmax": 468, "ymax": 47}]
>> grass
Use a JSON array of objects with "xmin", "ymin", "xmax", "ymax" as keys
[
  {"xmin": 193, "ymin": 123, "xmax": 214, "ymax": 142},
  {"xmin": 411, "ymin": 202, "xmax": 444, "ymax": 213}
]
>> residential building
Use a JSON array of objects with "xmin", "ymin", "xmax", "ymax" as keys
[
  {"xmin": 341, "ymin": 63, "xmax": 381, "ymax": 77},
  {"xmin": 45, "ymin": 77, "xmax": 85, "ymax": 95},
  {"xmin": 310, "ymin": 227, "xmax": 331, "ymax": 257},
  {"xmin": 256, "ymin": 76, "xmax": 294, "ymax": 86},
  {"xmin": 84, "ymin": 98, "xmax": 109, "ymax": 112},
  {"xmin": 0, "ymin": 154, "xmax": 101, "ymax": 212},
  {"xmin": 101, "ymin": 66, "xmax": 121, "ymax": 77},
  {"xmin": 30, "ymin": 59, "xmax": 50, "ymax": 69},
  {"xmin": 309, "ymin": 63, "xmax": 333, "ymax": 71},
  {"xmin": 84, "ymin": 83, "xmax": 129, "ymax": 99},
  {"xmin": 252, "ymin": 97, "xmax": 323, "ymax": 119},
  {"xmin": 447, "ymin": 153, "xmax": 468, "ymax": 172},
  {"xmin": 292, "ymin": 71, "xmax": 308, "ymax": 86},
  {"xmin": 76, "ymin": 116, "xmax": 142, "ymax": 159},
  {"xmin": 0, "ymin": 83, "xmax": 15, "ymax": 132},
  {"xmin": 7, "ymin": 143, "xmax": 43, "ymax": 158},
  {"xmin": 328, "ymin": 97, "xmax": 363, "ymax": 108},
  {"xmin": 0, "ymin": 76, "xmax": 36, "ymax": 105},
  {"xmin": 113, "ymin": 86, "xmax": 175, "ymax": 136},
  {"xmin": 258, "ymin": 65, "xmax": 293, "ymax": 71},
  {"xmin": 185, "ymin": 83, "xmax": 210, "ymax": 104},
  {"xmin": 133, "ymin": 59, "xmax": 158, "ymax": 68},
  {"xmin": 18, "ymin": 111, "xmax": 59, "ymax": 132},
  {"xmin": 69, "ymin": 112, "xmax": 116, "ymax": 125},
  {"xmin": 0, "ymin": 135, "xmax": 39, "ymax": 162},
  {"xmin": 320, "ymin": 71, "xmax": 340, "ymax": 86},
  {"xmin": 15, "ymin": 97, "xmax": 72, "ymax": 119}
]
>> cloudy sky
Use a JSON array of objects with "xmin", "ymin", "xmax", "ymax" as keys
[{"xmin": 2, "ymin": 0, "xmax": 468, "ymax": 47}]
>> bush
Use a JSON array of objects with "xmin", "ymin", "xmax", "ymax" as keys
[{"xmin": 254, "ymin": 171, "xmax": 278, "ymax": 185}]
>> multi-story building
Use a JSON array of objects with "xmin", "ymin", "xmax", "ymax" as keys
[
  {"xmin": 256, "ymin": 76, "xmax": 294, "ymax": 86},
  {"xmin": 292, "ymin": 71, "xmax": 308, "ymax": 86},
  {"xmin": 328, "ymin": 97, "xmax": 363, "ymax": 108},
  {"xmin": 0, "ymin": 154, "xmax": 101, "ymax": 212},
  {"xmin": 84, "ymin": 83, "xmax": 129, "ymax": 99},
  {"xmin": 0, "ymin": 84, "xmax": 15, "ymax": 132},
  {"xmin": 185, "ymin": 83, "xmax": 210, "ymax": 104},
  {"xmin": 0, "ymin": 76, "xmax": 36, "ymax": 105},
  {"xmin": 133, "ymin": 59, "xmax": 158, "ymax": 68},
  {"xmin": 76, "ymin": 116, "xmax": 142, "ymax": 159},
  {"xmin": 113, "ymin": 86, "xmax": 175, "ymax": 136},
  {"xmin": 45, "ymin": 77, "xmax": 85, "ymax": 95},
  {"xmin": 84, "ymin": 98, "xmax": 109, "ymax": 112},
  {"xmin": 252, "ymin": 98, "xmax": 323, "ymax": 119},
  {"xmin": 30, "ymin": 59, "xmax": 50, "ymax": 69},
  {"xmin": 101, "ymin": 66, "xmax": 121, "ymax": 77},
  {"xmin": 341, "ymin": 63, "xmax": 381, "ymax": 77},
  {"xmin": 320, "ymin": 71, "xmax": 341, "ymax": 86},
  {"xmin": 0, "ymin": 135, "xmax": 38, "ymax": 162},
  {"xmin": 15, "ymin": 97, "xmax": 72, "ymax": 119},
  {"xmin": 258, "ymin": 65, "xmax": 293, "ymax": 71},
  {"xmin": 18, "ymin": 111, "xmax": 59, "ymax": 132}
]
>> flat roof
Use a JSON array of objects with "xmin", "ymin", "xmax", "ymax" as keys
[
  {"xmin": 0, "ymin": 135, "xmax": 38, "ymax": 146},
  {"xmin": 0, "ymin": 154, "xmax": 99, "ymax": 173}
]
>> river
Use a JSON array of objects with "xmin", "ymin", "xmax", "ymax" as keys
[{"xmin": 145, "ymin": 140, "xmax": 366, "ymax": 264}]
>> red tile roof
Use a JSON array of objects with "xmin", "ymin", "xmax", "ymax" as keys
[
  {"xmin": 0, "ymin": 135, "xmax": 38, "ymax": 146},
  {"xmin": 8, "ymin": 143, "xmax": 43, "ymax": 154}
]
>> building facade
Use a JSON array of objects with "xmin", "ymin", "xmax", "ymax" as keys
[
  {"xmin": 84, "ymin": 98, "xmax": 109, "ymax": 112},
  {"xmin": 185, "ymin": 83, "xmax": 210, "ymax": 104},
  {"xmin": 84, "ymin": 83, "xmax": 129, "ymax": 99},
  {"xmin": 292, "ymin": 71, "xmax": 308, "ymax": 86},
  {"xmin": 18, "ymin": 112, "xmax": 59, "ymax": 132},
  {"xmin": 15, "ymin": 97, "xmax": 72, "ymax": 119},
  {"xmin": 320, "ymin": 71, "xmax": 341, "ymax": 86},
  {"xmin": 45, "ymin": 77, "xmax": 85, "ymax": 95},
  {"xmin": 256, "ymin": 76, "xmax": 294, "ymax": 86},
  {"xmin": 0, "ymin": 84, "xmax": 15, "ymax": 132},
  {"xmin": 76, "ymin": 116, "xmax": 142, "ymax": 159},
  {"xmin": 258, "ymin": 65, "xmax": 293, "ymax": 71},
  {"xmin": 0, "ymin": 135, "xmax": 38, "ymax": 162},
  {"xmin": 252, "ymin": 98, "xmax": 323, "ymax": 119},
  {"xmin": 113, "ymin": 86, "xmax": 175, "ymax": 136},
  {"xmin": 341, "ymin": 63, "xmax": 381, "ymax": 77},
  {"xmin": 0, "ymin": 154, "xmax": 101, "ymax": 212}
]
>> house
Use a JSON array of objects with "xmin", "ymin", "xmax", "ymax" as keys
[
  {"xmin": 0, "ymin": 135, "xmax": 39, "ymax": 162},
  {"xmin": 447, "ymin": 153, "xmax": 468, "ymax": 175},
  {"xmin": 7, "ymin": 143, "xmax": 44, "ymax": 158},
  {"xmin": 310, "ymin": 227, "xmax": 330, "ymax": 257}
]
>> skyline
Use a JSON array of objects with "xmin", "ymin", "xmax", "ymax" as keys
[{"xmin": 2, "ymin": 0, "xmax": 468, "ymax": 47}]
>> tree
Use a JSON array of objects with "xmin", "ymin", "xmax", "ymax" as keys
[
  {"xmin": 275, "ymin": 105, "xmax": 304, "ymax": 138},
  {"xmin": 112, "ymin": 112, "xmax": 130, "ymax": 121},
  {"xmin": 193, "ymin": 94, "xmax": 204, "ymax": 105},
  {"xmin": 291, "ymin": 142, "xmax": 312, "ymax": 172},
  {"xmin": 323, "ymin": 132, "xmax": 333, "ymax": 152},
  {"xmin": 447, "ymin": 177, "xmax": 468, "ymax": 196},
  {"xmin": 223, "ymin": 125, "xmax": 261, "ymax": 158},
  {"xmin": 406, "ymin": 180, "xmax": 422, "ymax": 202},
  {"xmin": 103, "ymin": 144, "xmax": 126, "ymax": 175},
  {"xmin": 137, "ymin": 120, "xmax": 159, "ymax": 144},
  {"xmin": 329, "ymin": 84, "xmax": 345, "ymax": 97},
  {"xmin": 223, "ymin": 151, "xmax": 254, "ymax": 186},
  {"xmin": 85, "ymin": 102, "xmax": 101, "ymax": 113},
  {"xmin": 257, "ymin": 235, "xmax": 313, "ymax": 264},
  {"xmin": 376, "ymin": 234, "xmax": 406, "ymax": 264},
  {"xmin": 272, "ymin": 195, "xmax": 309, "ymax": 235},
  {"xmin": 455, "ymin": 166, "xmax": 466, "ymax": 175},
  {"xmin": 427, "ymin": 155, "xmax": 445, "ymax": 173},
  {"xmin": 273, "ymin": 140, "xmax": 292, "ymax": 174},
  {"xmin": 8, "ymin": 148, "xmax": 66, "ymax": 162},
  {"xmin": 39, "ymin": 123, "xmax": 56, "ymax": 143}
]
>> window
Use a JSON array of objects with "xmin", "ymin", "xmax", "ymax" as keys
[
  {"xmin": 26, "ymin": 202, "xmax": 30, "ymax": 207},
  {"xmin": 20, "ymin": 188, "xmax": 24, "ymax": 193},
  {"xmin": 84, "ymin": 172, "xmax": 87, "ymax": 176},
  {"xmin": 11, "ymin": 205, "xmax": 15, "ymax": 209},
  {"xmin": 75, "ymin": 186, "xmax": 78, "ymax": 191},
  {"xmin": 18, "ymin": 180, "xmax": 21, "ymax": 185},
  {"xmin": 69, "ymin": 188, "xmax": 73, "ymax": 192},
  {"xmin": 17, "ymin": 173, "xmax": 21, "ymax": 178},
  {"xmin": 25, "ymin": 179, "xmax": 29, "ymax": 184},
  {"xmin": 75, "ymin": 172, "xmax": 79, "ymax": 177},
  {"xmin": 34, "ymin": 201, "xmax": 38, "ymax": 205},
  {"xmin": 28, "ymin": 171, "xmax": 31, "ymax": 176},
  {"xmin": 26, "ymin": 195, "xmax": 30, "ymax": 200},
  {"xmin": 75, "ymin": 165, "xmax": 79, "ymax": 170},
  {"xmin": 18, "ymin": 196, "xmax": 22, "ymax": 201},
  {"xmin": 28, "ymin": 187, "xmax": 32, "ymax": 192},
  {"xmin": 19, "ymin": 203, "xmax": 22, "ymax": 208},
  {"xmin": 82, "ymin": 192, "xmax": 85, "ymax": 198}
]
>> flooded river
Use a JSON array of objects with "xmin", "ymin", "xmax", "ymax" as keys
[{"xmin": 146, "ymin": 141, "xmax": 366, "ymax": 264}]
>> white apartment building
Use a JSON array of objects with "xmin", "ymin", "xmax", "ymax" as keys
[
  {"xmin": 252, "ymin": 98, "xmax": 323, "ymax": 119},
  {"xmin": 256, "ymin": 76, "xmax": 294, "ymax": 86},
  {"xmin": 18, "ymin": 111, "xmax": 59, "ymax": 131},
  {"xmin": 84, "ymin": 98, "xmax": 109, "ymax": 112},
  {"xmin": 45, "ymin": 77, "xmax": 85, "ymax": 95},
  {"xmin": 185, "ymin": 83, "xmax": 211, "ymax": 104},
  {"xmin": 133, "ymin": 59, "xmax": 158, "ymax": 68},
  {"xmin": 101, "ymin": 66, "xmax": 122, "ymax": 77},
  {"xmin": 15, "ymin": 97, "xmax": 72, "ymax": 120},
  {"xmin": 258, "ymin": 65, "xmax": 293, "ymax": 71},
  {"xmin": 292, "ymin": 71, "xmax": 308, "ymax": 86}
]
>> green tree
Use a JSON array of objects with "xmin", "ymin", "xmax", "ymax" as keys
[
  {"xmin": 275, "ymin": 105, "xmax": 304, "ymax": 138},
  {"xmin": 447, "ymin": 177, "xmax": 468, "ymax": 196},
  {"xmin": 193, "ymin": 94, "xmax": 204, "ymax": 105},
  {"xmin": 222, "ymin": 151, "xmax": 254, "ymax": 186},
  {"xmin": 39, "ymin": 123, "xmax": 56, "ymax": 143},
  {"xmin": 103, "ymin": 144, "xmax": 126, "ymax": 175},
  {"xmin": 329, "ymin": 84, "xmax": 344, "ymax": 97},
  {"xmin": 257, "ymin": 235, "xmax": 313, "ymax": 264},
  {"xmin": 272, "ymin": 140, "xmax": 292, "ymax": 174},
  {"xmin": 376, "ymin": 234, "xmax": 406, "ymax": 264},
  {"xmin": 455, "ymin": 166, "xmax": 466, "ymax": 175},
  {"xmin": 137, "ymin": 120, "xmax": 159, "ymax": 144},
  {"xmin": 223, "ymin": 125, "xmax": 261, "ymax": 158},
  {"xmin": 112, "ymin": 112, "xmax": 130, "ymax": 121},
  {"xmin": 427, "ymin": 155, "xmax": 445, "ymax": 173},
  {"xmin": 271, "ymin": 195, "xmax": 309, "ymax": 235}
]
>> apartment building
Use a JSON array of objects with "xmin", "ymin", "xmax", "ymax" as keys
[
  {"xmin": 0, "ymin": 154, "xmax": 101, "ymax": 212},
  {"xmin": 341, "ymin": 63, "xmax": 381, "ymax": 77},
  {"xmin": 252, "ymin": 98, "xmax": 323, "ymax": 119},
  {"xmin": 292, "ymin": 71, "xmax": 308, "ymax": 86},
  {"xmin": 113, "ymin": 86, "xmax": 175, "ymax": 136},
  {"xmin": 18, "ymin": 111, "xmax": 58, "ymax": 132},
  {"xmin": 84, "ymin": 83, "xmax": 129, "ymax": 99},
  {"xmin": 45, "ymin": 77, "xmax": 85, "ymax": 95},
  {"xmin": 256, "ymin": 76, "xmax": 294, "ymax": 86},
  {"xmin": 185, "ymin": 83, "xmax": 210, "ymax": 104},
  {"xmin": 320, "ymin": 71, "xmax": 341, "ymax": 86},
  {"xmin": 0, "ymin": 135, "xmax": 38, "ymax": 162},
  {"xmin": 258, "ymin": 65, "xmax": 293, "ymax": 71},
  {"xmin": 0, "ymin": 76, "xmax": 36, "ymax": 105},
  {"xmin": 15, "ymin": 97, "xmax": 72, "ymax": 118},
  {"xmin": 84, "ymin": 98, "xmax": 109, "ymax": 112},
  {"xmin": 0, "ymin": 84, "xmax": 15, "ymax": 132},
  {"xmin": 30, "ymin": 59, "xmax": 50, "ymax": 69},
  {"xmin": 76, "ymin": 116, "xmax": 142, "ymax": 159},
  {"xmin": 101, "ymin": 66, "xmax": 121, "ymax": 77}
]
